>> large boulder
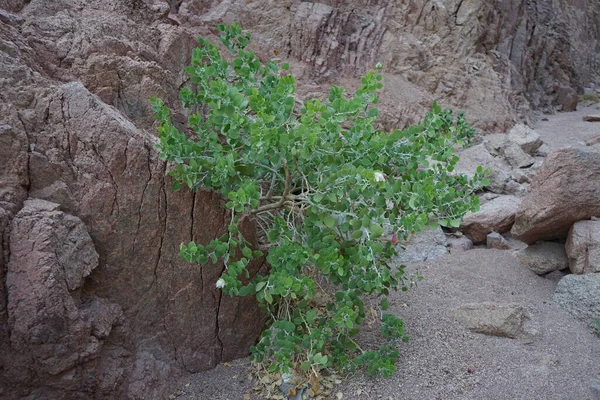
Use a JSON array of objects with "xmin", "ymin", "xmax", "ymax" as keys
[
  {"xmin": 460, "ymin": 195, "xmax": 521, "ymax": 244},
  {"xmin": 566, "ymin": 220, "xmax": 600, "ymax": 274},
  {"xmin": 511, "ymin": 149, "xmax": 600, "ymax": 244}
]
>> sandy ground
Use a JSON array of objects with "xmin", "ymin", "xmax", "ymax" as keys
[
  {"xmin": 533, "ymin": 103, "xmax": 600, "ymax": 150},
  {"xmin": 173, "ymin": 249, "xmax": 600, "ymax": 400},
  {"xmin": 171, "ymin": 108, "xmax": 600, "ymax": 400}
]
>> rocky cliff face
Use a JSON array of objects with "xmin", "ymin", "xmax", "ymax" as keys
[{"xmin": 1, "ymin": 0, "xmax": 598, "ymax": 398}]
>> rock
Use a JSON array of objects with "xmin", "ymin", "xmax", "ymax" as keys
[
  {"xmin": 460, "ymin": 196, "xmax": 522, "ymax": 244},
  {"xmin": 447, "ymin": 236, "xmax": 474, "ymax": 254},
  {"xmin": 543, "ymin": 270, "xmax": 566, "ymax": 283},
  {"xmin": 554, "ymin": 274, "xmax": 600, "ymax": 323},
  {"xmin": 586, "ymin": 135, "xmax": 600, "ymax": 146},
  {"xmin": 484, "ymin": 135, "xmax": 534, "ymax": 168},
  {"xmin": 511, "ymin": 149, "xmax": 600, "ymax": 244},
  {"xmin": 1, "ymin": 80, "xmax": 267, "ymax": 398},
  {"xmin": 503, "ymin": 180, "xmax": 529, "ymax": 197},
  {"xmin": 453, "ymin": 303, "xmax": 526, "ymax": 338},
  {"xmin": 534, "ymin": 143, "xmax": 551, "ymax": 157},
  {"xmin": 455, "ymin": 144, "xmax": 512, "ymax": 194},
  {"xmin": 502, "ymin": 141, "xmax": 535, "ymax": 168},
  {"xmin": 566, "ymin": 221, "xmax": 600, "ymax": 274},
  {"xmin": 515, "ymin": 241, "xmax": 568, "ymax": 275},
  {"xmin": 6, "ymin": 199, "xmax": 123, "ymax": 376},
  {"xmin": 583, "ymin": 115, "xmax": 600, "ymax": 122},
  {"xmin": 508, "ymin": 124, "xmax": 543, "ymax": 155},
  {"xmin": 487, "ymin": 232, "xmax": 510, "ymax": 250},
  {"xmin": 394, "ymin": 226, "xmax": 448, "ymax": 263},
  {"xmin": 555, "ymin": 85, "xmax": 578, "ymax": 112}
]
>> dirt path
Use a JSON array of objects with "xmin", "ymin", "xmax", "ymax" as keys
[{"xmin": 172, "ymin": 108, "xmax": 600, "ymax": 400}]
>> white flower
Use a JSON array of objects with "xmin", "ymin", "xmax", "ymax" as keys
[
  {"xmin": 216, "ymin": 278, "xmax": 226, "ymax": 289},
  {"xmin": 374, "ymin": 171, "xmax": 386, "ymax": 182}
]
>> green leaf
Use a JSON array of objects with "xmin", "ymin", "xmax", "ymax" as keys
[
  {"xmin": 380, "ymin": 298, "xmax": 389, "ymax": 310},
  {"xmin": 242, "ymin": 247, "xmax": 253, "ymax": 258},
  {"xmin": 264, "ymin": 292, "xmax": 273, "ymax": 304},
  {"xmin": 323, "ymin": 215, "xmax": 336, "ymax": 228},
  {"xmin": 351, "ymin": 230, "xmax": 363, "ymax": 240},
  {"xmin": 370, "ymin": 224, "xmax": 384, "ymax": 238},
  {"xmin": 449, "ymin": 218, "xmax": 461, "ymax": 228}
]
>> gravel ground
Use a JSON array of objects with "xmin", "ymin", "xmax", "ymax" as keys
[
  {"xmin": 533, "ymin": 103, "xmax": 600, "ymax": 150},
  {"xmin": 172, "ymin": 249, "xmax": 600, "ymax": 400}
]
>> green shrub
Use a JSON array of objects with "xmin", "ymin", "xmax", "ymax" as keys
[
  {"xmin": 579, "ymin": 93, "xmax": 600, "ymax": 103},
  {"xmin": 152, "ymin": 23, "xmax": 485, "ymax": 381}
]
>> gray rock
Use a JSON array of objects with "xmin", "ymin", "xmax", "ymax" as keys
[
  {"xmin": 6, "ymin": 199, "xmax": 121, "ymax": 376},
  {"xmin": 566, "ymin": 220, "xmax": 600, "ymax": 274},
  {"xmin": 543, "ymin": 270, "xmax": 566, "ymax": 283},
  {"xmin": 487, "ymin": 232, "xmax": 510, "ymax": 250},
  {"xmin": 502, "ymin": 140, "xmax": 535, "ymax": 168},
  {"xmin": 534, "ymin": 143, "xmax": 551, "ymax": 157},
  {"xmin": 503, "ymin": 180, "xmax": 529, "ymax": 197},
  {"xmin": 554, "ymin": 274, "xmax": 600, "ymax": 323},
  {"xmin": 455, "ymin": 144, "xmax": 512, "ymax": 194},
  {"xmin": 516, "ymin": 241, "xmax": 568, "ymax": 275},
  {"xmin": 447, "ymin": 236, "xmax": 474, "ymax": 254},
  {"xmin": 460, "ymin": 195, "xmax": 521, "ymax": 244},
  {"xmin": 454, "ymin": 303, "xmax": 526, "ymax": 338},
  {"xmin": 508, "ymin": 124, "xmax": 543, "ymax": 155},
  {"xmin": 394, "ymin": 226, "xmax": 448, "ymax": 263},
  {"xmin": 483, "ymin": 135, "xmax": 534, "ymax": 168}
]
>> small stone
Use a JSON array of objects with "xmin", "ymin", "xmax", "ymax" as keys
[
  {"xmin": 508, "ymin": 124, "xmax": 543, "ymax": 155},
  {"xmin": 516, "ymin": 241, "xmax": 568, "ymax": 275},
  {"xmin": 447, "ymin": 236, "xmax": 474, "ymax": 254},
  {"xmin": 583, "ymin": 115, "xmax": 600, "ymax": 122},
  {"xmin": 454, "ymin": 303, "xmax": 526, "ymax": 338},
  {"xmin": 486, "ymin": 232, "xmax": 510, "ymax": 250}
]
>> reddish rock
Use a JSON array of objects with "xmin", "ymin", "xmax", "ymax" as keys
[
  {"xmin": 511, "ymin": 149, "xmax": 600, "ymax": 244},
  {"xmin": 7, "ymin": 199, "xmax": 125, "ymax": 390},
  {"xmin": 583, "ymin": 115, "xmax": 600, "ymax": 122}
]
